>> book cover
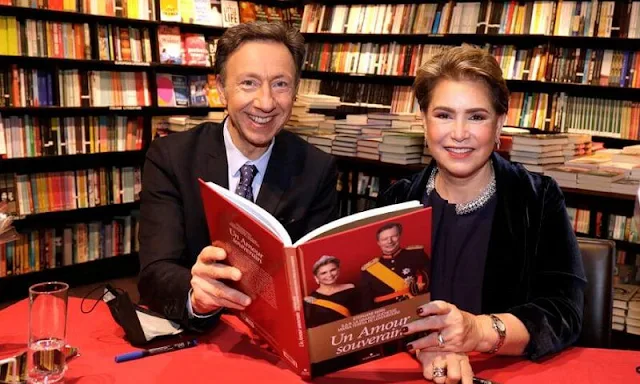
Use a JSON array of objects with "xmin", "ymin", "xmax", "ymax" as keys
[
  {"xmin": 188, "ymin": 75, "xmax": 208, "ymax": 106},
  {"xmin": 159, "ymin": 0, "xmax": 181, "ymax": 22},
  {"xmin": 172, "ymin": 75, "xmax": 189, "ymax": 106},
  {"xmin": 221, "ymin": 0, "xmax": 240, "ymax": 27},
  {"xmin": 199, "ymin": 180, "xmax": 432, "ymax": 378},
  {"xmin": 183, "ymin": 33, "xmax": 209, "ymax": 66},
  {"xmin": 156, "ymin": 74, "xmax": 176, "ymax": 107},
  {"xmin": 157, "ymin": 25, "xmax": 182, "ymax": 65}
]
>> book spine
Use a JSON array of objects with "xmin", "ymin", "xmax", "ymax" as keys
[{"xmin": 284, "ymin": 246, "xmax": 311, "ymax": 378}]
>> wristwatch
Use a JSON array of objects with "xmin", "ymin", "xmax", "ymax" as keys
[{"xmin": 487, "ymin": 314, "xmax": 506, "ymax": 354}]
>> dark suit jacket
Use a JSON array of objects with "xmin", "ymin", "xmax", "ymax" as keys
[
  {"xmin": 138, "ymin": 121, "xmax": 338, "ymax": 330},
  {"xmin": 380, "ymin": 152, "xmax": 586, "ymax": 360}
]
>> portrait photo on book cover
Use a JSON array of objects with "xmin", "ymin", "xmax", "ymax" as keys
[{"xmin": 299, "ymin": 218, "xmax": 432, "ymax": 374}]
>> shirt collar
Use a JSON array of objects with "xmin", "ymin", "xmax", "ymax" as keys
[{"xmin": 223, "ymin": 119, "xmax": 275, "ymax": 177}]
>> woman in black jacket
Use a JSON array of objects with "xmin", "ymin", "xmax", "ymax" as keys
[{"xmin": 383, "ymin": 45, "xmax": 586, "ymax": 383}]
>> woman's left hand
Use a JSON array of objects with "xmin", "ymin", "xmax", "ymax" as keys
[
  {"xmin": 405, "ymin": 300, "xmax": 483, "ymax": 353},
  {"xmin": 416, "ymin": 350, "xmax": 474, "ymax": 384}
]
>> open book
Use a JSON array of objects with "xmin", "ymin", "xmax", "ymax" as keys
[{"xmin": 199, "ymin": 179, "xmax": 433, "ymax": 378}]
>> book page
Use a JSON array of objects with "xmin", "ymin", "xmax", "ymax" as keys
[
  {"xmin": 293, "ymin": 201, "xmax": 422, "ymax": 246},
  {"xmin": 204, "ymin": 182, "xmax": 292, "ymax": 245}
]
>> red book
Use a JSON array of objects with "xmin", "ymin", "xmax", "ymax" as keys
[{"xmin": 199, "ymin": 180, "xmax": 432, "ymax": 378}]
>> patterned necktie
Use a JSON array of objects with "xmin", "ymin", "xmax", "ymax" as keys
[{"xmin": 235, "ymin": 163, "xmax": 258, "ymax": 202}]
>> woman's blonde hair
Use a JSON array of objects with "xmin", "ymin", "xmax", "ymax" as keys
[{"xmin": 413, "ymin": 45, "xmax": 509, "ymax": 115}]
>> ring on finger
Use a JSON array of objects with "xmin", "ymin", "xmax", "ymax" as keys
[
  {"xmin": 433, "ymin": 366, "xmax": 447, "ymax": 378},
  {"xmin": 437, "ymin": 331, "xmax": 445, "ymax": 348}
]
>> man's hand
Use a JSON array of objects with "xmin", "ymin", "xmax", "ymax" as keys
[{"xmin": 190, "ymin": 245, "xmax": 252, "ymax": 314}]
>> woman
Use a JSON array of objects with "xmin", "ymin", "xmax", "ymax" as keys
[
  {"xmin": 303, "ymin": 255, "xmax": 360, "ymax": 328},
  {"xmin": 381, "ymin": 45, "xmax": 586, "ymax": 383}
]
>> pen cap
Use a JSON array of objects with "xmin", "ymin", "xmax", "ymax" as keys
[{"xmin": 115, "ymin": 351, "xmax": 145, "ymax": 363}]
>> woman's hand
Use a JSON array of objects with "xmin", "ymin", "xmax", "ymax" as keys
[
  {"xmin": 405, "ymin": 300, "xmax": 483, "ymax": 353},
  {"xmin": 417, "ymin": 350, "xmax": 473, "ymax": 384}
]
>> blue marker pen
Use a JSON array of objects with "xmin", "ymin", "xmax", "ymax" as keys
[{"xmin": 115, "ymin": 339, "xmax": 198, "ymax": 363}]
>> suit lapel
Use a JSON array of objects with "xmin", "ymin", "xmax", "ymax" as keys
[
  {"xmin": 203, "ymin": 121, "xmax": 229, "ymax": 188},
  {"xmin": 255, "ymin": 135, "xmax": 292, "ymax": 216}
]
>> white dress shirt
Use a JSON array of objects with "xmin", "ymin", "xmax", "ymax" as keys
[{"xmin": 187, "ymin": 119, "xmax": 275, "ymax": 319}]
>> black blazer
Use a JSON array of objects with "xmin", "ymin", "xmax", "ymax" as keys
[
  {"xmin": 137, "ymin": 121, "xmax": 338, "ymax": 330},
  {"xmin": 380, "ymin": 152, "xmax": 586, "ymax": 360}
]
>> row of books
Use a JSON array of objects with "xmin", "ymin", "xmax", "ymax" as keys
[
  {"xmin": 0, "ymin": 17, "xmax": 91, "ymax": 59},
  {"xmin": 0, "ymin": 214, "xmax": 139, "ymax": 278},
  {"xmin": 300, "ymin": 79, "xmax": 397, "ymax": 111},
  {"xmin": 156, "ymin": 73, "xmax": 223, "ymax": 108},
  {"xmin": 565, "ymin": 207, "xmax": 640, "ymax": 244},
  {"xmin": 0, "ymin": 115, "xmax": 144, "ymax": 159},
  {"xmin": 159, "ymin": 0, "xmax": 303, "ymax": 29},
  {"xmin": 157, "ymin": 26, "xmax": 217, "ymax": 66},
  {"xmin": 97, "ymin": 25, "xmax": 153, "ymax": 63},
  {"xmin": 300, "ymin": 1, "xmax": 640, "ymax": 39},
  {"xmin": 0, "ymin": 68, "xmax": 151, "ymax": 108},
  {"xmin": 488, "ymin": 45, "xmax": 640, "ymax": 89},
  {"xmin": 1, "ymin": 166, "xmax": 141, "ymax": 217},
  {"xmin": 1, "ymin": 0, "xmax": 156, "ymax": 20},
  {"xmin": 0, "ymin": 67, "xmax": 54, "ymax": 107},
  {"xmin": 303, "ymin": 42, "xmax": 640, "ymax": 90}
]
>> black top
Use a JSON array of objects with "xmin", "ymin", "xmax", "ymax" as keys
[
  {"xmin": 422, "ymin": 187, "xmax": 497, "ymax": 315},
  {"xmin": 380, "ymin": 153, "xmax": 586, "ymax": 360},
  {"xmin": 303, "ymin": 287, "xmax": 360, "ymax": 328}
]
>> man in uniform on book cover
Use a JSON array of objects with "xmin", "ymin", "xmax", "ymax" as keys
[{"xmin": 360, "ymin": 222, "xmax": 430, "ymax": 311}]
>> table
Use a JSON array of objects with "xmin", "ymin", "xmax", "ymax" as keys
[{"xmin": 1, "ymin": 297, "xmax": 639, "ymax": 383}]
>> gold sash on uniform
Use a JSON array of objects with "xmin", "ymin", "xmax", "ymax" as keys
[
  {"xmin": 306, "ymin": 297, "xmax": 351, "ymax": 317},
  {"xmin": 365, "ymin": 261, "xmax": 414, "ymax": 303}
]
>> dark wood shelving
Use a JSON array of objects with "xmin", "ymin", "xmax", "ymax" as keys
[
  {"xmin": 156, "ymin": 20, "xmax": 226, "ymax": 34},
  {"xmin": 154, "ymin": 106, "xmax": 225, "ymax": 115},
  {"xmin": 1, "ymin": 150, "xmax": 146, "ymax": 173},
  {"xmin": 0, "ymin": 55, "xmax": 152, "ymax": 70},
  {"xmin": 154, "ymin": 63, "xmax": 217, "ymax": 75},
  {"xmin": 0, "ymin": 5, "xmax": 157, "ymax": 26},
  {"xmin": 302, "ymin": 32, "xmax": 640, "ymax": 50},
  {"xmin": 0, "ymin": 106, "xmax": 224, "ymax": 116},
  {"xmin": 13, "ymin": 202, "xmax": 140, "ymax": 229},
  {"xmin": 0, "ymin": 253, "xmax": 140, "ymax": 302},
  {"xmin": 302, "ymin": 70, "xmax": 640, "ymax": 99},
  {"xmin": 0, "ymin": 106, "xmax": 148, "ymax": 116}
]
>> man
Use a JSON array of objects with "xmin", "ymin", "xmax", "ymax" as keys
[
  {"xmin": 138, "ymin": 22, "xmax": 338, "ymax": 331},
  {"xmin": 360, "ymin": 222, "xmax": 430, "ymax": 310}
]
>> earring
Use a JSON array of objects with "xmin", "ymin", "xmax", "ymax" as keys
[{"xmin": 495, "ymin": 138, "xmax": 501, "ymax": 149}]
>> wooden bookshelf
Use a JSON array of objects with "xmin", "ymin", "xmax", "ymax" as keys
[
  {"xmin": 12, "ymin": 202, "xmax": 140, "ymax": 229},
  {"xmin": 0, "ymin": 5, "xmax": 157, "ymax": 26},
  {"xmin": 1, "ymin": 150, "xmax": 146, "ymax": 174},
  {"xmin": 0, "ymin": 253, "xmax": 139, "ymax": 302},
  {"xmin": 301, "ymin": 32, "xmax": 640, "ymax": 50}
]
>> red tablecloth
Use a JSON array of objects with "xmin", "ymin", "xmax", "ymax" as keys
[{"xmin": 1, "ymin": 297, "xmax": 639, "ymax": 383}]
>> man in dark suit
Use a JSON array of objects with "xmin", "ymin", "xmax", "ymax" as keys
[{"xmin": 137, "ymin": 23, "xmax": 338, "ymax": 331}]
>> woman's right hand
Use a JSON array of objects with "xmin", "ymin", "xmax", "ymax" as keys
[
  {"xmin": 190, "ymin": 245, "xmax": 252, "ymax": 314},
  {"xmin": 416, "ymin": 350, "xmax": 474, "ymax": 384}
]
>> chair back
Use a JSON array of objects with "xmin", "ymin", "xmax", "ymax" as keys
[{"xmin": 576, "ymin": 237, "xmax": 615, "ymax": 348}]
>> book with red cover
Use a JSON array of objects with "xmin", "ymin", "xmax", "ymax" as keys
[{"xmin": 199, "ymin": 179, "xmax": 432, "ymax": 378}]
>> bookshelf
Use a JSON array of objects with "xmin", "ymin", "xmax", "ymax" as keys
[{"xmin": 1, "ymin": 0, "xmax": 639, "ymax": 347}]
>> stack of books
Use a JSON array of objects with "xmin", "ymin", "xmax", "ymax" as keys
[
  {"xmin": 612, "ymin": 283, "xmax": 640, "ymax": 334},
  {"xmin": 379, "ymin": 132, "xmax": 424, "ymax": 165},
  {"xmin": 510, "ymin": 134, "xmax": 569, "ymax": 173}
]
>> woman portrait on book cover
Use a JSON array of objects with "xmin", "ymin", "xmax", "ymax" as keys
[
  {"xmin": 303, "ymin": 255, "xmax": 361, "ymax": 329},
  {"xmin": 381, "ymin": 45, "xmax": 585, "ymax": 383}
]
